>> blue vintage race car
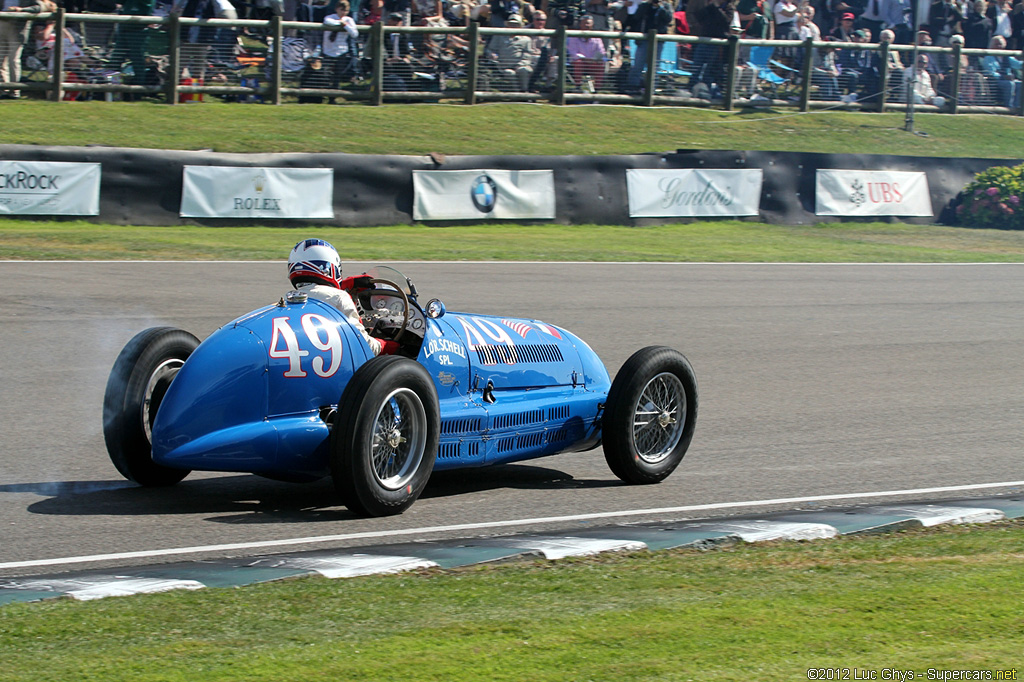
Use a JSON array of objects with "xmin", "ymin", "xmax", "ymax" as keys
[{"xmin": 103, "ymin": 266, "xmax": 698, "ymax": 516}]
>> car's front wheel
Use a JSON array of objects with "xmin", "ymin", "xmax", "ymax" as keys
[
  {"xmin": 602, "ymin": 346, "xmax": 698, "ymax": 484},
  {"xmin": 331, "ymin": 356, "xmax": 440, "ymax": 516},
  {"xmin": 103, "ymin": 327, "xmax": 198, "ymax": 486}
]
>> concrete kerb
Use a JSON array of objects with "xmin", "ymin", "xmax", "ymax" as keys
[{"xmin": 2, "ymin": 493, "xmax": 1022, "ymax": 606}]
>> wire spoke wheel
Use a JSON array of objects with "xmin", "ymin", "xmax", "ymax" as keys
[
  {"xmin": 369, "ymin": 388, "xmax": 426, "ymax": 490},
  {"xmin": 603, "ymin": 346, "xmax": 698, "ymax": 485},
  {"xmin": 631, "ymin": 372, "xmax": 686, "ymax": 464}
]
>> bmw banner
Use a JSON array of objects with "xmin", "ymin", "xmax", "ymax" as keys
[
  {"xmin": 626, "ymin": 169, "xmax": 763, "ymax": 218},
  {"xmin": 180, "ymin": 166, "xmax": 334, "ymax": 219},
  {"xmin": 0, "ymin": 161, "xmax": 100, "ymax": 215},
  {"xmin": 815, "ymin": 170, "xmax": 932, "ymax": 217},
  {"xmin": 412, "ymin": 170, "xmax": 556, "ymax": 221}
]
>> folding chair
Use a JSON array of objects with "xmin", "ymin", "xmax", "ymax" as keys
[{"xmin": 745, "ymin": 45, "xmax": 795, "ymax": 98}]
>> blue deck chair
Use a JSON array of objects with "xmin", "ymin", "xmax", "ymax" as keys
[{"xmin": 746, "ymin": 45, "xmax": 794, "ymax": 97}]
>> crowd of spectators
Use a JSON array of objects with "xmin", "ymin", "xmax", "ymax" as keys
[{"xmin": 0, "ymin": 0, "xmax": 1021, "ymax": 104}]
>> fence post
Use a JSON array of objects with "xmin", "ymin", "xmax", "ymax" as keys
[
  {"xmin": 269, "ymin": 14, "xmax": 283, "ymax": 105},
  {"xmin": 799, "ymin": 37, "xmax": 814, "ymax": 111},
  {"xmin": 370, "ymin": 20, "xmax": 384, "ymax": 105},
  {"xmin": 51, "ymin": 8, "xmax": 65, "ymax": 101},
  {"xmin": 642, "ymin": 29, "xmax": 657, "ymax": 106},
  {"xmin": 723, "ymin": 34, "xmax": 739, "ymax": 111},
  {"xmin": 465, "ymin": 20, "xmax": 479, "ymax": 105},
  {"xmin": 1018, "ymin": 50, "xmax": 1024, "ymax": 115},
  {"xmin": 877, "ymin": 41, "xmax": 890, "ymax": 112},
  {"xmin": 166, "ymin": 13, "xmax": 180, "ymax": 104},
  {"xmin": 554, "ymin": 25, "xmax": 567, "ymax": 105},
  {"xmin": 946, "ymin": 44, "xmax": 962, "ymax": 113}
]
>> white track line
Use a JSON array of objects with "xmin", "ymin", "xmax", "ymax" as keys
[{"xmin": 3, "ymin": 480, "xmax": 1023, "ymax": 571}]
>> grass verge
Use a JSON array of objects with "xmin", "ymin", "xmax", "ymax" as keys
[
  {"xmin": 2, "ymin": 520, "xmax": 1022, "ymax": 681},
  {"xmin": 4, "ymin": 220, "xmax": 1024, "ymax": 262}
]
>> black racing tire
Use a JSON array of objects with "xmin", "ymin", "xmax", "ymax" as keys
[
  {"xmin": 331, "ymin": 355, "xmax": 440, "ymax": 517},
  {"xmin": 602, "ymin": 346, "xmax": 698, "ymax": 484},
  {"xmin": 102, "ymin": 327, "xmax": 198, "ymax": 487}
]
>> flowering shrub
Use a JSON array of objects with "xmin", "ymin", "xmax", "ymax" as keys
[{"xmin": 953, "ymin": 163, "xmax": 1024, "ymax": 229}]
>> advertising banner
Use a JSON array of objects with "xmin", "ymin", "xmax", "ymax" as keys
[
  {"xmin": 816, "ymin": 170, "xmax": 933, "ymax": 216},
  {"xmin": 413, "ymin": 170, "xmax": 556, "ymax": 220},
  {"xmin": 0, "ymin": 161, "xmax": 100, "ymax": 215},
  {"xmin": 626, "ymin": 168, "xmax": 763, "ymax": 218},
  {"xmin": 180, "ymin": 166, "xmax": 334, "ymax": 218}
]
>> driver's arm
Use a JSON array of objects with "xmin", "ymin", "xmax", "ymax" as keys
[{"xmin": 312, "ymin": 287, "xmax": 383, "ymax": 355}]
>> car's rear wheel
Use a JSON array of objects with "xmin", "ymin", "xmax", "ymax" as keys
[
  {"xmin": 602, "ymin": 346, "xmax": 698, "ymax": 484},
  {"xmin": 331, "ymin": 356, "xmax": 440, "ymax": 516},
  {"xmin": 103, "ymin": 327, "xmax": 198, "ymax": 486}
]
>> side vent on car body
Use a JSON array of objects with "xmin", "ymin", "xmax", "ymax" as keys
[{"xmin": 474, "ymin": 344, "xmax": 563, "ymax": 366}]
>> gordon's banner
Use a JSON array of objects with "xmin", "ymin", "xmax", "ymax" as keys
[
  {"xmin": 626, "ymin": 169, "xmax": 763, "ymax": 217},
  {"xmin": 816, "ymin": 170, "xmax": 933, "ymax": 217},
  {"xmin": 0, "ymin": 161, "xmax": 100, "ymax": 215},
  {"xmin": 180, "ymin": 166, "xmax": 334, "ymax": 219},
  {"xmin": 413, "ymin": 170, "xmax": 555, "ymax": 220}
]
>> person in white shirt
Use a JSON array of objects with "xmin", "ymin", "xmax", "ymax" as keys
[{"xmin": 323, "ymin": 0, "xmax": 361, "ymax": 92}]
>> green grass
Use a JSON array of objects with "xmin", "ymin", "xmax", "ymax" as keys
[
  {"xmin": 2, "ymin": 100, "xmax": 1024, "ymax": 158},
  {"xmin": 2, "ymin": 521, "xmax": 1022, "ymax": 681},
  {"xmin": 4, "ymin": 220, "xmax": 1024, "ymax": 262}
]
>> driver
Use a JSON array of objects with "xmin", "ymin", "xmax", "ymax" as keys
[{"xmin": 287, "ymin": 239, "xmax": 397, "ymax": 356}]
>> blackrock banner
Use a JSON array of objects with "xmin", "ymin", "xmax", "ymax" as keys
[
  {"xmin": 816, "ymin": 170, "xmax": 933, "ymax": 217},
  {"xmin": 412, "ymin": 170, "xmax": 555, "ymax": 221},
  {"xmin": 626, "ymin": 169, "xmax": 763, "ymax": 218},
  {"xmin": 180, "ymin": 166, "xmax": 334, "ymax": 219},
  {"xmin": 0, "ymin": 161, "xmax": 100, "ymax": 215}
]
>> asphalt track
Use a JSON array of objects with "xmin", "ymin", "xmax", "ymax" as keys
[{"xmin": 2, "ymin": 262, "xmax": 1022, "ymax": 578}]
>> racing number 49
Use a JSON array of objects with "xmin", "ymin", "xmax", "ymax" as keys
[{"xmin": 269, "ymin": 314, "xmax": 343, "ymax": 378}]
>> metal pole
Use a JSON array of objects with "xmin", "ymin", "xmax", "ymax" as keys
[{"xmin": 904, "ymin": 41, "xmax": 918, "ymax": 132}]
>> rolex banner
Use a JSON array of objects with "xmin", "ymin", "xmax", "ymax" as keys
[
  {"xmin": 413, "ymin": 170, "xmax": 555, "ymax": 220},
  {"xmin": 626, "ymin": 169, "xmax": 763, "ymax": 218},
  {"xmin": 0, "ymin": 161, "xmax": 100, "ymax": 215},
  {"xmin": 180, "ymin": 166, "xmax": 334, "ymax": 218},
  {"xmin": 815, "ymin": 170, "xmax": 933, "ymax": 217}
]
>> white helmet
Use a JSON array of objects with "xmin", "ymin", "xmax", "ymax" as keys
[{"xmin": 287, "ymin": 239, "xmax": 342, "ymax": 288}]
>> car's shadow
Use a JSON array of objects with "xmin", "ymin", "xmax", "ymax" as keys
[{"xmin": 6, "ymin": 465, "xmax": 618, "ymax": 524}]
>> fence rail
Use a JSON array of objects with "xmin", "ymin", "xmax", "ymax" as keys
[{"xmin": 1, "ymin": 9, "xmax": 1021, "ymax": 114}]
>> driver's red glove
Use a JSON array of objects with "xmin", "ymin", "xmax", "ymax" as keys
[
  {"xmin": 340, "ymin": 275, "xmax": 374, "ymax": 292},
  {"xmin": 378, "ymin": 340, "xmax": 401, "ymax": 356}
]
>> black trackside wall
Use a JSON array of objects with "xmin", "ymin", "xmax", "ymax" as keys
[{"xmin": 0, "ymin": 145, "xmax": 1018, "ymax": 227}]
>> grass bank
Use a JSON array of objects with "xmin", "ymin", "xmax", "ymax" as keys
[
  {"xmin": 4, "ymin": 220, "xmax": 1024, "ymax": 262},
  {"xmin": 2, "ymin": 520, "xmax": 1022, "ymax": 681},
  {"xmin": 2, "ymin": 101, "xmax": 1023, "ymax": 158}
]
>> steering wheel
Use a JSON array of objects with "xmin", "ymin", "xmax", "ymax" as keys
[{"xmin": 362, "ymin": 278, "xmax": 411, "ymax": 343}]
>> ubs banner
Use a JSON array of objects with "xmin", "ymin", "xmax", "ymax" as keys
[
  {"xmin": 626, "ymin": 168, "xmax": 763, "ymax": 218},
  {"xmin": 180, "ymin": 166, "xmax": 334, "ymax": 219},
  {"xmin": 816, "ymin": 170, "xmax": 933, "ymax": 217},
  {"xmin": 413, "ymin": 170, "xmax": 556, "ymax": 220},
  {"xmin": 0, "ymin": 161, "xmax": 100, "ymax": 215}
]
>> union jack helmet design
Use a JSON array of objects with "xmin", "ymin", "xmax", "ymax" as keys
[{"xmin": 287, "ymin": 238, "xmax": 342, "ymax": 288}]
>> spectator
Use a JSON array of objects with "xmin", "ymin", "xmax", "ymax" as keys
[
  {"xmin": 490, "ymin": 0, "xmax": 520, "ymax": 26},
  {"xmin": 567, "ymin": 13, "xmax": 606, "ymax": 88},
  {"xmin": 686, "ymin": 0, "xmax": 730, "ymax": 93},
  {"xmin": 736, "ymin": 0, "xmax": 769, "ymax": 39},
  {"xmin": 526, "ymin": 8, "xmax": 556, "ymax": 89},
  {"xmin": 798, "ymin": 5, "xmax": 822, "ymax": 40},
  {"xmin": 0, "ymin": 0, "xmax": 56, "ymax": 98},
  {"xmin": 83, "ymin": 0, "xmax": 119, "ymax": 54},
  {"xmin": 384, "ymin": 0, "xmax": 411, "ymax": 23},
  {"xmin": 323, "ymin": 0, "xmax": 360, "ymax": 96},
  {"xmin": 624, "ymin": 0, "xmax": 671, "ymax": 93},
  {"xmin": 412, "ymin": 0, "xmax": 442, "ymax": 21},
  {"xmin": 857, "ymin": 0, "xmax": 890, "ymax": 41},
  {"xmin": 486, "ymin": 12, "xmax": 533, "ymax": 89},
  {"xmin": 773, "ymin": 0, "xmax": 799, "ymax": 38},
  {"xmin": 831, "ymin": 11, "xmax": 856, "ymax": 39},
  {"xmin": 1011, "ymin": 1, "xmax": 1024, "ymax": 49},
  {"xmin": 358, "ymin": 0, "xmax": 384, "ymax": 23},
  {"xmin": 904, "ymin": 52, "xmax": 946, "ymax": 106},
  {"xmin": 963, "ymin": 0, "xmax": 994, "ymax": 49},
  {"xmin": 172, "ymin": 0, "xmax": 220, "ymax": 83},
  {"xmin": 836, "ymin": 27, "xmax": 872, "ymax": 98},
  {"xmin": 872, "ymin": 26, "xmax": 903, "ymax": 93},
  {"xmin": 813, "ymin": 38, "xmax": 841, "ymax": 99},
  {"xmin": 585, "ymin": 0, "xmax": 611, "ymax": 30},
  {"xmin": 978, "ymin": 33, "xmax": 1021, "ymax": 105},
  {"xmin": 382, "ymin": 10, "xmax": 413, "ymax": 88},
  {"xmin": 544, "ymin": 0, "xmax": 586, "ymax": 28},
  {"xmin": 927, "ymin": 0, "xmax": 962, "ymax": 46}
]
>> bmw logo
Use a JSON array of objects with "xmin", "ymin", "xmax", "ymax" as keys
[{"xmin": 471, "ymin": 174, "xmax": 497, "ymax": 213}]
